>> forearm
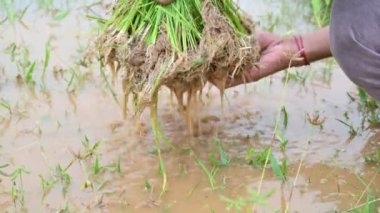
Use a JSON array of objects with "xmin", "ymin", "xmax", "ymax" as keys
[
  {"xmin": 303, "ymin": 27, "xmax": 332, "ymax": 63},
  {"xmin": 284, "ymin": 27, "xmax": 332, "ymax": 67}
]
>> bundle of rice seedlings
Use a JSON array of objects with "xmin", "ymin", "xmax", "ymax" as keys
[
  {"xmin": 97, "ymin": 0, "xmax": 260, "ymax": 194},
  {"xmin": 98, "ymin": 0, "xmax": 260, "ymax": 117}
]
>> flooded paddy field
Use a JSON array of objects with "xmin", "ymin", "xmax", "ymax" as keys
[{"xmin": 0, "ymin": 0, "xmax": 379, "ymax": 212}]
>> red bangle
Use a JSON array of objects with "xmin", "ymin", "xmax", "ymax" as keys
[{"xmin": 293, "ymin": 35, "xmax": 310, "ymax": 65}]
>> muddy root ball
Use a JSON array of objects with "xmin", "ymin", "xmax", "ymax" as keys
[{"xmin": 97, "ymin": 0, "xmax": 260, "ymax": 119}]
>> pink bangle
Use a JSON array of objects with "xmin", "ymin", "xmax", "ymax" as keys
[{"xmin": 294, "ymin": 35, "xmax": 310, "ymax": 65}]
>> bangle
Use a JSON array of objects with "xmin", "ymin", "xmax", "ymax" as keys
[{"xmin": 293, "ymin": 35, "xmax": 310, "ymax": 65}]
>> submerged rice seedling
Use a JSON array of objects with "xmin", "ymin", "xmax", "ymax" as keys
[
  {"xmin": 245, "ymin": 147, "xmax": 271, "ymax": 168},
  {"xmin": 0, "ymin": 99, "xmax": 12, "ymax": 116},
  {"xmin": 25, "ymin": 61, "xmax": 36, "ymax": 85},
  {"xmin": 41, "ymin": 40, "xmax": 51, "ymax": 87},
  {"xmin": 53, "ymin": 9, "xmax": 70, "ymax": 21},
  {"xmin": 276, "ymin": 129, "xmax": 288, "ymax": 152},
  {"xmin": 357, "ymin": 88, "xmax": 380, "ymax": 126},
  {"xmin": 195, "ymin": 157, "xmax": 219, "ymax": 190},
  {"xmin": 336, "ymin": 119, "xmax": 358, "ymax": 138},
  {"xmin": 364, "ymin": 148, "xmax": 380, "ymax": 167},
  {"xmin": 37, "ymin": 0, "xmax": 53, "ymax": 11},
  {"xmin": 209, "ymin": 139, "xmax": 230, "ymax": 167},
  {"xmin": 39, "ymin": 174, "xmax": 58, "ymax": 198},
  {"xmin": 0, "ymin": 0, "xmax": 28, "ymax": 25},
  {"xmin": 0, "ymin": 164, "xmax": 10, "ymax": 177},
  {"xmin": 280, "ymin": 106, "xmax": 288, "ymax": 129},
  {"xmin": 220, "ymin": 189, "xmax": 274, "ymax": 212},
  {"xmin": 10, "ymin": 166, "xmax": 30, "ymax": 208}
]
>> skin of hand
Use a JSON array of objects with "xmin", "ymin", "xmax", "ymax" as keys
[
  {"xmin": 156, "ymin": 0, "xmax": 173, "ymax": 5},
  {"xmin": 226, "ymin": 31, "xmax": 303, "ymax": 88},
  {"xmin": 227, "ymin": 27, "xmax": 331, "ymax": 88}
]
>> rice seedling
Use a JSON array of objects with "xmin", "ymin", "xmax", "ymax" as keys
[
  {"xmin": 0, "ymin": 0, "xmax": 28, "ymax": 25},
  {"xmin": 195, "ymin": 156, "xmax": 219, "ymax": 190},
  {"xmin": 220, "ymin": 189, "xmax": 274, "ymax": 212},
  {"xmin": 280, "ymin": 106, "xmax": 288, "ymax": 129},
  {"xmin": 0, "ymin": 0, "xmax": 15, "ymax": 23},
  {"xmin": 53, "ymin": 9, "xmax": 70, "ymax": 21},
  {"xmin": 151, "ymin": 92, "xmax": 168, "ymax": 196},
  {"xmin": 209, "ymin": 139, "xmax": 230, "ymax": 168},
  {"xmin": 311, "ymin": 0, "xmax": 332, "ymax": 27},
  {"xmin": 4, "ymin": 42, "xmax": 17, "ymax": 61},
  {"xmin": 24, "ymin": 61, "xmax": 36, "ymax": 85},
  {"xmin": 348, "ymin": 196, "xmax": 379, "ymax": 213},
  {"xmin": 16, "ymin": 46, "xmax": 31, "ymax": 72},
  {"xmin": 280, "ymin": 159, "xmax": 288, "ymax": 180},
  {"xmin": 56, "ymin": 164, "xmax": 72, "ymax": 196},
  {"xmin": 245, "ymin": 147, "xmax": 271, "ymax": 168},
  {"xmin": 364, "ymin": 148, "xmax": 380, "ymax": 167},
  {"xmin": 357, "ymin": 88, "xmax": 380, "ymax": 126},
  {"xmin": 276, "ymin": 129, "xmax": 288, "ymax": 152},
  {"xmin": 99, "ymin": 61, "xmax": 120, "ymax": 105},
  {"xmin": 144, "ymin": 179, "xmax": 153, "ymax": 192},
  {"xmin": 57, "ymin": 202, "xmax": 71, "ymax": 213},
  {"xmin": 15, "ymin": 6, "xmax": 28, "ymax": 28},
  {"xmin": 39, "ymin": 174, "xmax": 58, "ymax": 198},
  {"xmin": 38, "ymin": 137, "xmax": 106, "ymax": 199},
  {"xmin": 336, "ymin": 119, "xmax": 358, "ymax": 138},
  {"xmin": 10, "ymin": 166, "xmax": 30, "ymax": 208},
  {"xmin": 346, "ymin": 172, "xmax": 380, "ymax": 212},
  {"xmin": 0, "ymin": 99, "xmax": 12, "ymax": 116},
  {"xmin": 109, "ymin": 158, "xmax": 122, "ymax": 175},
  {"xmin": 81, "ymin": 136, "xmax": 101, "ymax": 158},
  {"xmin": 37, "ymin": 0, "xmax": 53, "ymax": 11},
  {"xmin": 4, "ymin": 43, "xmax": 35, "ymax": 81},
  {"xmin": 92, "ymin": 155, "xmax": 101, "ymax": 175},
  {"xmin": 269, "ymin": 153, "xmax": 286, "ymax": 182},
  {"xmin": 193, "ymin": 139, "xmax": 231, "ymax": 190},
  {"xmin": 254, "ymin": 53, "xmax": 299, "ymax": 210},
  {"xmin": 5, "ymin": 43, "xmax": 41, "ymax": 86},
  {"xmin": 0, "ymin": 163, "xmax": 10, "ymax": 177},
  {"xmin": 283, "ymin": 70, "xmax": 309, "ymax": 84},
  {"xmin": 41, "ymin": 39, "xmax": 51, "ymax": 87},
  {"xmin": 65, "ymin": 67, "xmax": 87, "ymax": 92}
]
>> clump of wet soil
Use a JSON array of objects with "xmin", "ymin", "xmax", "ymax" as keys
[{"xmin": 97, "ymin": 0, "xmax": 260, "ymax": 129}]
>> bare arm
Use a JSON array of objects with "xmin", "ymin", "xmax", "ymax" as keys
[{"xmin": 303, "ymin": 27, "xmax": 332, "ymax": 64}]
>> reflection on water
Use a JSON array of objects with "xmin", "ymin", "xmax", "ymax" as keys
[{"xmin": 0, "ymin": 0, "xmax": 379, "ymax": 212}]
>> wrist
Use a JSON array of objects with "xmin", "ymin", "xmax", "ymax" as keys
[
  {"xmin": 299, "ymin": 27, "xmax": 332, "ymax": 64},
  {"xmin": 282, "ymin": 36, "xmax": 306, "ymax": 67}
]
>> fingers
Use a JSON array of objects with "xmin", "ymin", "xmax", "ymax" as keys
[
  {"xmin": 256, "ymin": 31, "xmax": 280, "ymax": 50},
  {"xmin": 226, "ymin": 65, "xmax": 264, "ymax": 88}
]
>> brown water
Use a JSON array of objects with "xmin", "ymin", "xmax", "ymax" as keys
[{"xmin": 0, "ymin": 1, "xmax": 379, "ymax": 212}]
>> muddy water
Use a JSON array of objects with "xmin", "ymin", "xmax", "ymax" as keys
[{"xmin": 0, "ymin": 0, "xmax": 379, "ymax": 212}]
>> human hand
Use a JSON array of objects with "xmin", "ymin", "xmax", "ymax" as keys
[
  {"xmin": 226, "ymin": 31, "xmax": 303, "ymax": 88},
  {"xmin": 156, "ymin": 0, "xmax": 174, "ymax": 5}
]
